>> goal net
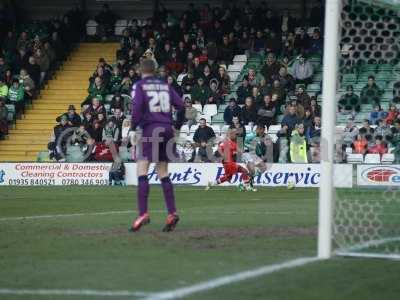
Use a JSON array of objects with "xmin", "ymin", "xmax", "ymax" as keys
[{"xmin": 320, "ymin": 0, "xmax": 400, "ymax": 260}]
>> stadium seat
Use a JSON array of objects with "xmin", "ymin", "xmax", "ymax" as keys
[
  {"xmin": 192, "ymin": 104, "xmax": 203, "ymax": 114},
  {"xmin": 364, "ymin": 154, "xmax": 381, "ymax": 164},
  {"xmin": 189, "ymin": 125, "xmax": 199, "ymax": 134},
  {"xmin": 245, "ymin": 125, "xmax": 253, "ymax": 133},
  {"xmin": 211, "ymin": 125, "xmax": 221, "ymax": 136},
  {"xmin": 221, "ymin": 125, "xmax": 230, "ymax": 135},
  {"xmin": 268, "ymin": 124, "xmax": 281, "ymax": 134},
  {"xmin": 197, "ymin": 114, "xmax": 211, "ymax": 124},
  {"xmin": 203, "ymin": 104, "xmax": 218, "ymax": 117},
  {"xmin": 228, "ymin": 64, "xmax": 242, "ymax": 73},
  {"xmin": 233, "ymin": 55, "xmax": 247, "ymax": 63},
  {"xmin": 212, "ymin": 113, "xmax": 224, "ymax": 124},
  {"xmin": 115, "ymin": 19, "xmax": 128, "ymax": 36},
  {"xmin": 218, "ymin": 104, "xmax": 228, "ymax": 113},
  {"xmin": 347, "ymin": 153, "xmax": 364, "ymax": 164},
  {"xmin": 381, "ymin": 153, "xmax": 395, "ymax": 164},
  {"xmin": 180, "ymin": 124, "xmax": 190, "ymax": 135},
  {"xmin": 86, "ymin": 20, "xmax": 98, "ymax": 36}
]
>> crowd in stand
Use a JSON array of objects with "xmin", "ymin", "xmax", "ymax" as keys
[
  {"xmin": 0, "ymin": 6, "xmax": 84, "ymax": 140},
  {"xmin": 52, "ymin": 2, "xmax": 328, "ymax": 163}
]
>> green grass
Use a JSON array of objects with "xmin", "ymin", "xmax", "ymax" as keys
[{"xmin": 0, "ymin": 186, "xmax": 399, "ymax": 300}]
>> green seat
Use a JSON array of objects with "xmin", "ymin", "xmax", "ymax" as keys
[
  {"xmin": 5, "ymin": 104, "xmax": 15, "ymax": 124},
  {"xmin": 342, "ymin": 73, "xmax": 357, "ymax": 83},
  {"xmin": 307, "ymin": 83, "xmax": 321, "ymax": 94},
  {"xmin": 212, "ymin": 113, "xmax": 224, "ymax": 124},
  {"xmin": 378, "ymin": 64, "xmax": 393, "ymax": 72},
  {"xmin": 218, "ymin": 104, "xmax": 227, "ymax": 113}
]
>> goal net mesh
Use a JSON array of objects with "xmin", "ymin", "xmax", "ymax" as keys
[{"xmin": 332, "ymin": 0, "xmax": 400, "ymax": 259}]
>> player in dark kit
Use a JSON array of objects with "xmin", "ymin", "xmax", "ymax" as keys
[{"xmin": 129, "ymin": 59, "xmax": 184, "ymax": 232}]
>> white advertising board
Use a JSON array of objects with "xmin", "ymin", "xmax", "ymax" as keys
[
  {"xmin": 0, "ymin": 163, "xmax": 353, "ymax": 187},
  {"xmin": 357, "ymin": 165, "xmax": 400, "ymax": 186}
]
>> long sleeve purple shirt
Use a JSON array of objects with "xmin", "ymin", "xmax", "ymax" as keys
[{"xmin": 131, "ymin": 76, "xmax": 184, "ymax": 129}]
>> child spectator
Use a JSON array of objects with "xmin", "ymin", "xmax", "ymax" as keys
[
  {"xmin": 369, "ymin": 105, "xmax": 386, "ymax": 125},
  {"xmin": 7, "ymin": 78, "xmax": 24, "ymax": 116},
  {"xmin": 385, "ymin": 104, "xmax": 399, "ymax": 125}
]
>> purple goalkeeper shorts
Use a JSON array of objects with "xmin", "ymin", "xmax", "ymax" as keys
[{"xmin": 137, "ymin": 123, "xmax": 177, "ymax": 162}]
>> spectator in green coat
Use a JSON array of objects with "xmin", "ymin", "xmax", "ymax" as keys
[
  {"xmin": 360, "ymin": 75, "xmax": 383, "ymax": 105},
  {"xmin": 7, "ymin": 78, "xmax": 25, "ymax": 115},
  {"xmin": 84, "ymin": 76, "xmax": 109, "ymax": 105},
  {"xmin": 338, "ymin": 85, "xmax": 361, "ymax": 114},
  {"xmin": 191, "ymin": 77, "xmax": 211, "ymax": 107},
  {"xmin": 0, "ymin": 79, "xmax": 9, "ymax": 97}
]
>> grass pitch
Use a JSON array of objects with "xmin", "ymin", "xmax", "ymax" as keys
[{"xmin": 0, "ymin": 186, "xmax": 399, "ymax": 300}]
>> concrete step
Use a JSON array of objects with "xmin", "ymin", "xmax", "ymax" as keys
[{"xmin": 0, "ymin": 144, "xmax": 45, "ymax": 151}]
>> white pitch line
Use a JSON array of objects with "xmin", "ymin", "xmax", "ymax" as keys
[
  {"xmin": 0, "ymin": 209, "xmax": 313, "ymax": 222},
  {"xmin": 145, "ymin": 257, "xmax": 320, "ymax": 300},
  {"xmin": 0, "ymin": 288, "xmax": 151, "ymax": 297}
]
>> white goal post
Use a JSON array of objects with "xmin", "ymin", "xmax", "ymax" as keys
[{"xmin": 318, "ymin": 0, "xmax": 342, "ymax": 259}]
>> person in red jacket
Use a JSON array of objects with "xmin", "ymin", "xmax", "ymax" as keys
[
  {"xmin": 353, "ymin": 134, "xmax": 368, "ymax": 154},
  {"xmin": 385, "ymin": 104, "xmax": 398, "ymax": 125},
  {"xmin": 368, "ymin": 135, "xmax": 388, "ymax": 155}
]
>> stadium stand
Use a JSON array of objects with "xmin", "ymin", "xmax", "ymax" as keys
[{"xmin": 1, "ymin": 0, "xmax": 399, "ymax": 164}]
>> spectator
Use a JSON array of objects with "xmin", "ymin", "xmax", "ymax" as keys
[
  {"xmin": 183, "ymin": 98, "xmax": 198, "ymax": 128},
  {"xmin": 43, "ymin": 42, "xmax": 56, "ymax": 66},
  {"xmin": 95, "ymin": 4, "xmax": 117, "ymax": 41},
  {"xmin": 341, "ymin": 118, "xmax": 359, "ymax": 151},
  {"xmin": 193, "ymin": 118, "xmax": 216, "ymax": 162},
  {"xmin": 247, "ymin": 68, "xmax": 263, "ymax": 87},
  {"xmin": 191, "ymin": 77, "xmax": 211, "ymax": 106},
  {"xmin": 368, "ymin": 135, "xmax": 387, "ymax": 155},
  {"xmin": 34, "ymin": 48, "xmax": 50, "ymax": 84},
  {"xmin": 338, "ymin": 85, "xmax": 360, "ymax": 115},
  {"xmin": 273, "ymin": 66, "xmax": 295, "ymax": 95},
  {"xmin": 306, "ymin": 115, "xmax": 321, "ymax": 162},
  {"xmin": 236, "ymin": 76, "xmax": 252, "ymax": 105},
  {"xmin": 257, "ymin": 94, "xmax": 276, "ymax": 128},
  {"xmin": 374, "ymin": 118, "xmax": 391, "ymax": 139},
  {"xmin": 215, "ymin": 66, "xmax": 230, "ymax": 95},
  {"xmin": 308, "ymin": 29, "xmax": 323, "ymax": 55},
  {"xmin": 360, "ymin": 75, "xmax": 383, "ymax": 105},
  {"xmin": 270, "ymin": 80, "xmax": 285, "ymax": 106},
  {"xmin": 241, "ymin": 97, "xmax": 258, "ymax": 125},
  {"xmin": 265, "ymin": 31, "xmax": 281, "ymax": 54},
  {"xmin": 0, "ymin": 57, "xmax": 9, "ymax": 79},
  {"xmin": 16, "ymin": 31, "xmax": 30, "ymax": 52},
  {"xmin": 85, "ymin": 77, "xmax": 109, "ymax": 104},
  {"xmin": 385, "ymin": 104, "xmax": 399, "ymax": 125},
  {"xmin": 166, "ymin": 52, "xmax": 184, "ymax": 76},
  {"xmin": 24, "ymin": 56, "xmax": 41, "ymax": 87},
  {"xmin": 88, "ymin": 120, "xmax": 103, "ymax": 143},
  {"xmin": 167, "ymin": 75, "xmax": 183, "ymax": 96},
  {"xmin": 281, "ymin": 105, "xmax": 300, "ymax": 134},
  {"xmin": 369, "ymin": 105, "xmax": 386, "ymax": 125},
  {"xmin": 251, "ymin": 30, "xmax": 266, "ymax": 56},
  {"xmin": 53, "ymin": 116, "xmax": 71, "ymax": 160},
  {"xmin": 58, "ymin": 105, "xmax": 81, "ymax": 127},
  {"xmin": 0, "ymin": 78, "xmax": 8, "ymax": 97},
  {"xmin": 353, "ymin": 134, "xmax": 368, "ymax": 155},
  {"xmin": 201, "ymin": 65, "xmax": 213, "ymax": 86},
  {"xmin": 2, "ymin": 31, "xmax": 17, "ymax": 53},
  {"xmin": 230, "ymin": 115, "xmax": 246, "ymax": 144},
  {"xmin": 360, "ymin": 119, "xmax": 375, "ymax": 138},
  {"xmin": 18, "ymin": 69, "xmax": 35, "ymax": 101},
  {"xmin": 7, "ymin": 78, "xmax": 24, "ymax": 116},
  {"xmin": 4, "ymin": 69, "xmax": 13, "ymax": 87},
  {"xmin": 109, "ymin": 108, "xmax": 125, "ymax": 135},
  {"xmin": 109, "ymin": 67, "xmax": 123, "ymax": 93},
  {"xmin": 296, "ymin": 85, "xmax": 311, "ymax": 110},
  {"xmin": 310, "ymin": 97, "xmax": 321, "ymax": 117},
  {"xmin": 294, "ymin": 28, "xmax": 310, "ymax": 53},
  {"xmin": 218, "ymin": 35, "xmax": 234, "ymax": 63},
  {"xmin": 177, "ymin": 140, "xmax": 195, "ymax": 162},
  {"xmin": 290, "ymin": 123, "xmax": 308, "ymax": 163},
  {"xmin": 224, "ymin": 98, "xmax": 241, "ymax": 124},
  {"xmin": 181, "ymin": 71, "xmax": 196, "ymax": 94},
  {"xmin": 0, "ymin": 98, "xmax": 8, "ymax": 139},
  {"xmin": 277, "ymin": 124, "xmax": 290, "ymax": 163},
  {"xmin": 87, "ymin": 97, "xmax": 106, "ymax": 119},
  {"xmin": 208, "ymin": 80, "xmax": 223, "ymax": 105},
  {"xmin": 291, "ymin": 54, "xmax": 314, "ymax": 85},
  {"xmin": 102, "ymin": 120, "xmax": 119, "ymax": 144},
  {"xmin": 261, "ymin": 53, "xmax": 281, "ymax": 84}
]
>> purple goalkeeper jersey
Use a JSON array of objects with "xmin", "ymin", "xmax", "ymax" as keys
[{"xmin": 131, "ymin": 76, "xmax": 184, "ymax": 129}]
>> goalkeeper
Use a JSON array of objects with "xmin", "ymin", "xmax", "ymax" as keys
[{"xmin": 242, "ymin": 124, "xmax": 273, "ymax": 189}]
